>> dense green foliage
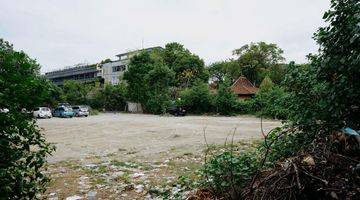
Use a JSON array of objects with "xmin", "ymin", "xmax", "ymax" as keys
[
  {"xmin": 179, "ymin": 80, "xmax": 212, "ymax": 113},
  {"xmin": 163, "ymin": 42, "xmax": 209, "ymax": 87},
  {"xmin": 123, "ymin": 43, "xmax": 210, "ymax": 113},
  {"xmin": 144, "ymin": 64, "xmax": 175, "ymax": 114},
  {"xmin": 284, "ymin": 0, "xmax": 360, "ymax": 132},
  {"xmin": 0, "ymin": 39, "xmax": 55, "ymax": 198},
  {"xmin": 62, "ymin": 80, "xmax": 89, "ymax": 105},
  {"xmin": 208, "ymin": 61, "xmax": 232, "ymax": 83},
  {"xmin": 101, "ymin": 83, "xmax": 127, "ymax": 111},
  {"xmin": 232, "ymin": 42, "xmax": 284, "ymax": 85},
  {"xmin": 253, "ymin": 77, "xmax": 289, "ymax": 119},
  {"xmin": 214, "ymin": 78, "xmax": 237, "ymax": 115},
  {"xmin": 123, "ymin": 52, "xmax": 155, "ymax": 104}
]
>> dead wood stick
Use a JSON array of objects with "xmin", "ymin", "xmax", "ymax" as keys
[
  {"xmin": 292, "ymin": 163, "xmax": 302, "ymax": 190},
  {"xmin": 336, "ymin": 153, "xmax": 360, "ymax": 163},
  {"xmin": 300, "ymin": 169, "xmax": 329, "ymax": 185}
]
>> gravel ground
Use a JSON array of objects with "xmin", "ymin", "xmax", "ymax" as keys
[{"xmin": 37, "ymin": 113, "xmax": 281, "ymax": 163}]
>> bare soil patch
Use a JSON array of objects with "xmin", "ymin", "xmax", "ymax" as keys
[
  {"xmin": 38, "ymin": 113, "xmax": 280, "ymax": 199},
  {"xmin": 38, "ymin": 113, "xmax": 280, "ymax": 163}
]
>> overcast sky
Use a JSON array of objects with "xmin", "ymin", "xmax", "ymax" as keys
[{"xmin": 1, "ymin": 0, "xmax": 329, "ymax": 73}]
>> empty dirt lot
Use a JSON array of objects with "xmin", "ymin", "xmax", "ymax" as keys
[{"xmin": 38, "ymin": 113, "xmax": 281, "ymax": 163}]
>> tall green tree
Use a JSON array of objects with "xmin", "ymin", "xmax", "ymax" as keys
[
  {"xmin": 42, "ymin": 80, "xmax": 63, "ymax": 107},
  {"xmin": 232, "ymin": 42, "xmax": 284, "ymax": 85},
  {"xmin": 163, "ymin": 42, "xmax": 208, "ymax": 87},
  {"xmin": 208, "ymin": 61, "xmax": 229, "ymax": 83},
  {"xmin": 0, "ymin": 39, "xmax": 55, "ymax": 198},
  {"xmin": 144, "ymin": 64, "xmax": 175, "ymax": 114},
  {"xmin": 123, "ymin": 51, "xmax": 155, "ymax": 104}
]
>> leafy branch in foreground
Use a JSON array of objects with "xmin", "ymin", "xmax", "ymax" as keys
[{"xmin": 0, "ymin": 39, "xmax": 55, "ymax": 199}]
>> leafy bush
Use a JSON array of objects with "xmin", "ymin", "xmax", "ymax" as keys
[
  {"xmin": 179, "ymin": 80, "xmax": 212, "ymax": 113},
  {"xmin": 214, "ymin": 79, "xmax": 237, "ymax": 115},
  {"xmin": 86, "ymin": 85, "xmax": 103, "ymax": 110},
  {"xmin": 0, "ymin": 39, "xmax": 55, "ymax": 198},
  {"xmin": 62, "ymin": 80, "xmax": 90, "ymax": 105},
  {"xmin": 257, "ymin": 127, "xmax": 314, "ymax": 166},
  {"xmin": 254, "ymin": 85, "xmax": 289, "ymax": 119},
  {"xmin": 235, "ymin": 99, "xmax": 255, "ymax": 114},
  {"xmin": 89, "ymin": 109, "xmax": 100, "ymax": 115},
  {"xmin": 204, "ymin": 151, "xmax": 260, "ymax": 198},
  {"xmin": 102, "ymin": 83, "xmax": 127, "ymax": 111}
]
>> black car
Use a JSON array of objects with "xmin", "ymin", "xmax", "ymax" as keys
[{"xmin": 167, "ymin": 105, "xmax": 186, "ymax": 116}]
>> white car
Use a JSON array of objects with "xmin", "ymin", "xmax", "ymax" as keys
[
  {"xmin": 33, "ymin": 107, "xmax": 52, "ymax": 118},
  {"xmin": 72, "ymin": 105, "xmax": 89, "ymax": 117}
]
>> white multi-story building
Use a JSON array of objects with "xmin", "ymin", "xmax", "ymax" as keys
[
  {"xmin": 101, "ymin": 46, "xmax": 162, "ymax": 85},
  {"xmin": 101, "ymin": 60, "xmax": 128, "ymax": 85}
]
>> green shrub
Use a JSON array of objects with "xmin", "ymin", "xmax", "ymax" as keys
[
  {"xmin": 62, "ymin": 80, "xmax": 89, "ymax": 105},
  {"xmin": 257, "ymin": 127, "xmax": 314, "ymax": 166},
  {"xmin": 254, "ymin": 86, "xmax": 289, "ymax": 119},
  {"xmin": 103, "ymin": 83, "xmax": 127, "ymax": 111},
  {"xmin": 90, "ymin": 109, "xmax": 100, "ymax": 115},
  {"xmin": 86, "ymin": 83, "xmax": 127, "ymax": 111},
  {"xmin": 179, "ymin": 79, "xmax": 212, "ymax": 113},
  {"xmin": 87, "ymin": 86, "xmax": 103, "ymax": 110},
  {"xmin": 235, "ymin": 99, "xmax": 255, "ymax": 114},
  {"xmin": 214, "ymin": 79, "xmax": 237, "ymax": 115},
  {"xmin": 144, "ymin": 90, "xmax": 171, "ymax": 114},
  {"xmin": 204, "ymin": 151, "xmax": 260, "ymax": 198}
]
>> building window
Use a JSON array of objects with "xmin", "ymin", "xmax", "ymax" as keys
[{"xmin": 112, "ymin": 65, "xmax": 126, "ymax": 72}]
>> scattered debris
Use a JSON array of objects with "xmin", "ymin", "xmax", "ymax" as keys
[
  {"xmin": 135, "ymin": 184, "xmax": 144, "ymax": 193},
  {"xmin": 87, "ymin": 191, "xmax": 97, "ymax": 200},
  {"xmin": 84, "ymin": 164, "xmax": 97, "ymax": 169},
  {"xmin": 132, "ymin": 172, "xmax": 145, "ymax": 178},
  {"xmin": 65, "ymin": 195, "xmax": 82, "ymax": 200},
  {"xmin": 301, "ymin": 155, "xmax": 315, "ymax": 166}
]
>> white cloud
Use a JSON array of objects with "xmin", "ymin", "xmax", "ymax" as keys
[{"xmin": 0, "ymin": 0, "xmax": 329, "ymax": 73}]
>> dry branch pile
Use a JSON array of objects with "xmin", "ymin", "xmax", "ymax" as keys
[{"xmin": 245, "ymin": 133, "xmax": 360, "ymax": 200}]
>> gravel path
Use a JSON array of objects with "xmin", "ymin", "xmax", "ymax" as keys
[{"xmin": 37, "ymin": 113, "xmax": 281, "ymax": 163}]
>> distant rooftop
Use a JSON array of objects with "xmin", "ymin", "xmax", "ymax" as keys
[
  {"xmin": 231, "ymin": 76, "xmax": 259, "ymax": 95},
  {"xmin": 44, "ymin": 46, "xmax": 163, "ymax": 74},
  {"xmin": 115, "ymin": 46, "xmax": 163, "ymax": 59},
  {"xmin": 44, "ymin": 63, "xmax": 97, "ymax": 75}
]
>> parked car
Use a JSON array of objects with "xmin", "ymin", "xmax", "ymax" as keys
[
  {"xmin": 33, "ymin": 107, "xmax": 52, "ymax": 118},
  {"xmin": 52, "ymin": 107, "xmax": 75, "ymax": 118},
  {"xmin": 58, "ymin": 102, "xmax": 71, "ymax": 108},
  {"xmin": 72, "ymin": 105, "xmax": 89, "ymax": 117},
  {"xmin": 167, "ymin": 105, "xmax": 186, "ymax": 116}
]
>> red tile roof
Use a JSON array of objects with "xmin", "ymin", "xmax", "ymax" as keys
[{"xmin": 231, "ymin": 76, "xmax": 259, "ymax": 95}]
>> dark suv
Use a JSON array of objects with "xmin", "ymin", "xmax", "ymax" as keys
[{"xmin": 167, "ymin": 105, "xmax": 186, "ymax": 116}]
